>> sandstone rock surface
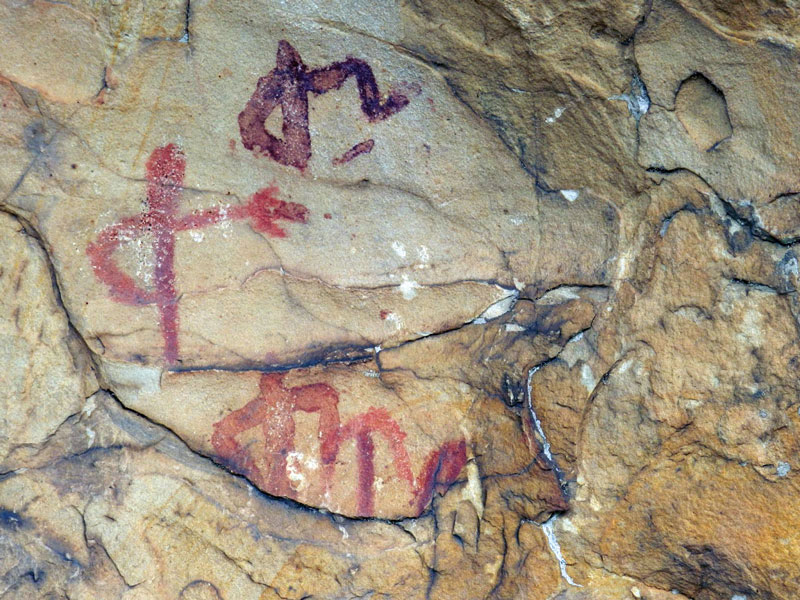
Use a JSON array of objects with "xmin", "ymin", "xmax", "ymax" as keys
[{"xmin": 2, "ymin": 0, "xmax": 800, "ymax": 598}]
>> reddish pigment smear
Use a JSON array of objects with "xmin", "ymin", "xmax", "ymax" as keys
[
  {"xmin": 87, "ymin": 145, "xmax": 308, "ymax": 364},
  {"xmin": 339, "ymin": 407, "xmax": 416, "ymax": 515},
  {"xmin": 211, "ymin": 373, "xmax": 341, "ymax": 497},
  {"xmin": 332, "ymin": 139, "xmax": 375, "ymax": 166},
  {"xmin": 379, "ymin": 309, "xmax": 390, "ymax": 320},
  {"xmin": 413, "ymin": 439, "xmax": 468, "ymax": 514},
  {"xmin": 211, "ymin": 373, "xmax": 467, "ymax": 517},
  {"xmin": 239, "ymin": 40, "xmax": 411, "ymax": 170}
]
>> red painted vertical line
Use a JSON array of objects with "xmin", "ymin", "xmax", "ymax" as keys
[
  {"xmin": 153, "ymin": 229, "xmax": 179, "ymax": 364},
  {"xmin": 364, "ymin": 408, "xmax": 414, "ymax": 488},
  {"xmin": 144, "ymin": 144, "xmax": 185, "ymax": 364},
  {"xmin": 291, "ymin": 382, "xmax": 340, "ymax": 497},
  {"xmin": 355, "ymin": 431, "xmax": 375, "ymax": 516},
  {"xmin": 259, "ymin": 373, "xmax": 296, "ymax": 497}
]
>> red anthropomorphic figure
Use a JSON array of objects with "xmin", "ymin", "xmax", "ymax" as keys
[
  {"xmin": 87, "ymin": 144, "xmax": 308, "ymax": 364},
  {"xmin": 211, "ymin": 373, "xmax": 341, "ymax": 497}
]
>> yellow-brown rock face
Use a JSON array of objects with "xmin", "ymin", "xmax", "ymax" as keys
[{"xmin": 2, "ymin": 0, "xmax": 800, "ymax": 598}]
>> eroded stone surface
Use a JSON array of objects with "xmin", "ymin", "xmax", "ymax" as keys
[
  {"xmin": 3, "ymin": 0, "xmax": 800, "ymax": 598},
  {"xmin": 0, "ymin": 212, "xmax": 96, "ymax": 470}
]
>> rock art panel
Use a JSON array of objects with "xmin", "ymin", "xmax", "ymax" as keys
[
  {"xmin": 101, "ymin": 297, "xmax": 583, "ymax": 519},
  {"xmin": 211, "ymin": 372, "xmax": 466, "ymax": 517},
  {"xmin": 0, "ymin": 20, "xmax": 558, "ymax": 367},
  {"xmin": 5, "ymin": 0, "xmax": 800, "ymax": 598},
  {"xmin": 110, "ymin": 364, "xmax": 475, "ymax": 519}
]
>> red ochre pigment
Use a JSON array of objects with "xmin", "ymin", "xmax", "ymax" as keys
[
  {"xmin": 239, "ymin": 40, "xmax": 410, "ymax": 170},
  {"xmin": 211, "ymin": 373, "xmax": 467, "ymax": 517},
  {"xmin": 332, "ymin": 138, "xmax": 375, "ymax": 165},
  {"xmin": 87, "ymin": 144, "xmax": 308, "ymax": 364}
]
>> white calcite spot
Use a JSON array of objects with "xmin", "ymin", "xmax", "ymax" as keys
[
  {"xmin": 560, "ymin": 189, "xmax": 580, "ymax": 202},
  {"xmin": 738, "ymin": 308, "xmax": 765, "ymax": 347},
  {"xmin": 614, "ymin": 253, "xmax": 630, "ymax": 282},
  {"xmin": 545, "ymin": 106, "xmax": 565, "ymax": 123},
  {"xmin": 391, "ymin": 240, "xmax": 407, "ymax": 258},
  {"xmin": 527, "ymin": 367, "xmax": 554, "ymax": 463},
  {"xmin": 558, "ymin": 331, "xmax": 591, "ymax": 369},
  {"xmin": 85, "ymin": 427, "xmax": 96, "ymax": 447},
  {"xmin": 608, "ymin": 76, "xmax": 649, "ymax": 121},
  {"xmin": 398, "ymin": 275, "xmax": 421, "ymax": 300},
  {"xmin": 560, "ymin": 518, "xmax": 578, "ymax": 534},
  {"xmin": 537, "ymin": 286, "xmax": 581, "ymax": 305},
  {"xmin": 286, "ymin": 451, "xmax": 308, "ymax": 492},
  {"xmin": 217, "ymin": 207, "xmax": 233, "ymax": 238},
  {"xmin": 385, "ymin": 311, "xmax": 403, "ymax": 330},
  {"xmin": 100, "ymin": 362, "xmax": 162, "ymax": 398},
  {"xmin": 82, "ymin": 395, "xmax": 97, "ymax": 417},
  {"xmin": 581, "ymin": 363, "xmax": 596, "ymax": 392},
  {"xmin": 132, "ymin": 235, "xmax": 156, "ymax": 287}
]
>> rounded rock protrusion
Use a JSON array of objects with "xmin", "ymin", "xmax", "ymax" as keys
[{"xmin": 675, "ymin": 73, "xmax": 733, "ymax": 151}]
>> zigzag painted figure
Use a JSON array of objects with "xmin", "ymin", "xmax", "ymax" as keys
[
  {"xmin": 239, "ymin": 40, "xmax": 411, "ymax": 170},
  {"xmin": 211, "ymin": 373, "xmax": 467, "ymax": 517}
]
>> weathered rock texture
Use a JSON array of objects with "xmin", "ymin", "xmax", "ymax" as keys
[{"xmin": 1, "ymin": 0, "xmax": 799, "ymax": 598}]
